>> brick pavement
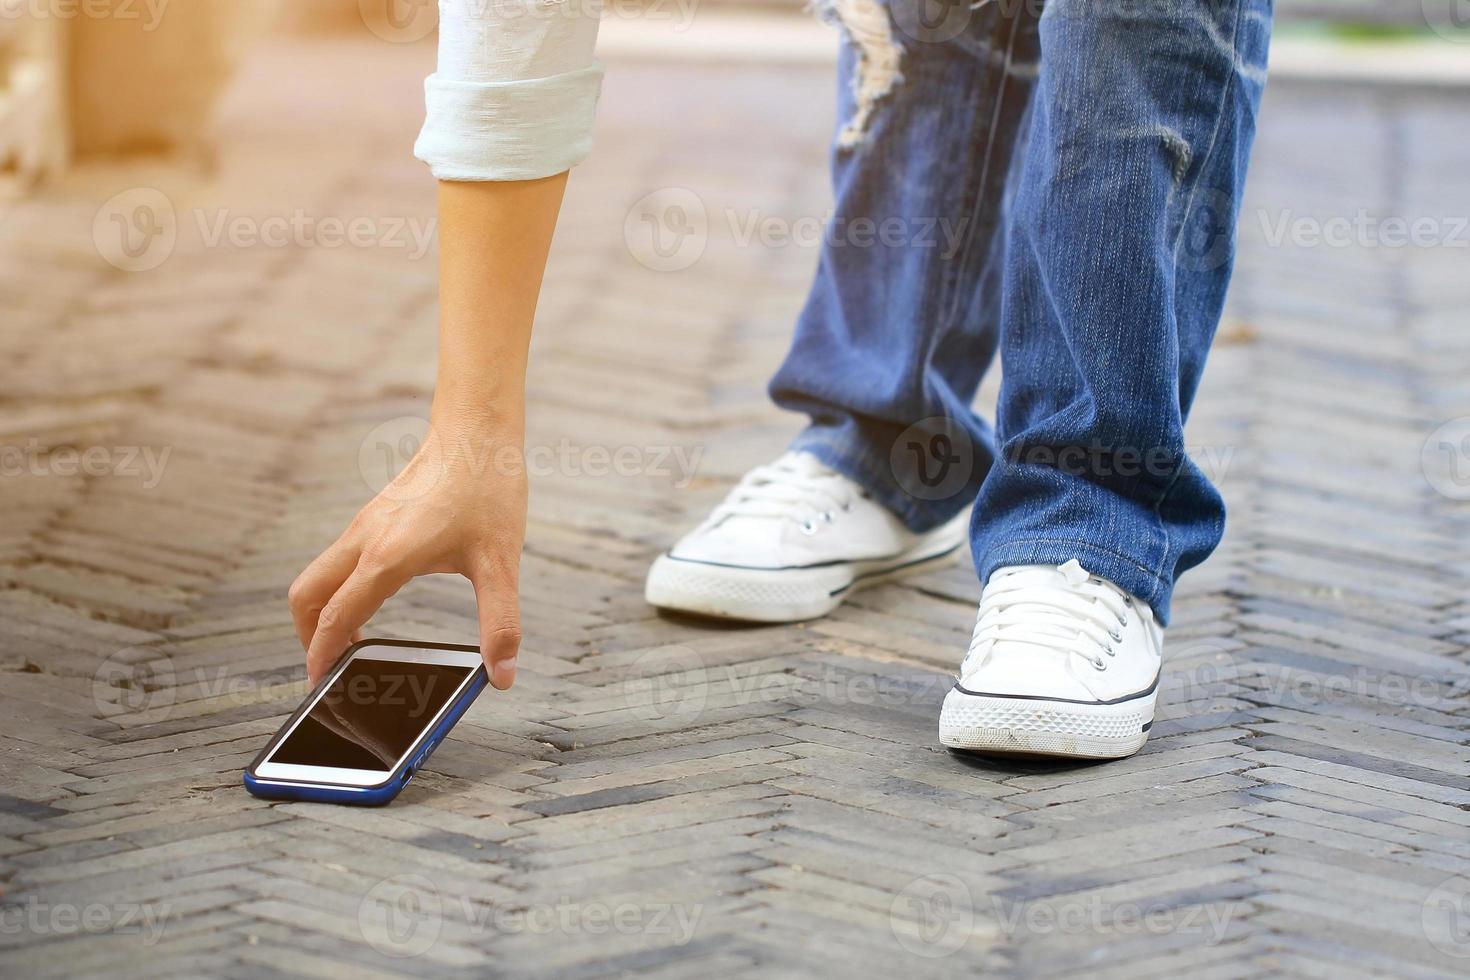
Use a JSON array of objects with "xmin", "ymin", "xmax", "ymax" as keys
[{"xmin": 1, "ymin": 36, "xmax": 1468, "ymax": 979}]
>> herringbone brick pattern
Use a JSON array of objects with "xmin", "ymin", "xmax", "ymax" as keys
[{"xmin": 2, "ymin": 37, "xmax": 1468, "ymax": 979}]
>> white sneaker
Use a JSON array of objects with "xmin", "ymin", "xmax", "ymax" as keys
[
  {"xmin": 939, "ymin": 560, "xmax": 1162, "ymax": 759},
  {"xmin": 645, "ymin": 451, "xmax": 968, "ymax": 622}
]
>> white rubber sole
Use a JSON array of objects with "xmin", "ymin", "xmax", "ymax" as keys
[
  {"xmin": 644, "ymin": 512, "xmax": 968, "ymax": 623},
  {"xmin": 938, "ymin": 683, "xmax": 1156, "ymax": 760}
]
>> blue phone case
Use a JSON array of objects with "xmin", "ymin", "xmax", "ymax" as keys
[{"xmin": 243, "ymin": 639, "xmax": 488, "ymax": 806}]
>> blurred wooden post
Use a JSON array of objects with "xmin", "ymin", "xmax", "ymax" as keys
[
  {"xmin": 0, "ymin": 9, "xmax": 70, "ymax": 192},
  {"xmin": 68, "ymin": 0, "xmax": 280, "ymax": 158},
  {"xmin": 275, "ymin": 0, "xmax": 365, "ymax": 34}
]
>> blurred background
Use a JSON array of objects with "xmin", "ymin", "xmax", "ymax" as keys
[
  {"xmin": 4, "ymin": 0, "xmax": 1470, "ymax": 181},
  {"xmin": 2, "ymin": 0, "xmax": 1467, "ymax": 561},
  {"xmin": 3, "ymin": 1, "xmax": 1470, "ymax": 976}
]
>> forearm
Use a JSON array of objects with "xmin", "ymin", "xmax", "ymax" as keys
[
  {"xmin": 421, "ymin": 0, "xmax": 599, "ymax": 435},
  {"xmin": 431, "ymin": 174, "xmax": 568, "ymax": 438}
]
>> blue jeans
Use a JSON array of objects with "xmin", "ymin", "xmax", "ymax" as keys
[{"xmin": 771, "ymin": 0, "xmax": 1273, "ymax": 624}]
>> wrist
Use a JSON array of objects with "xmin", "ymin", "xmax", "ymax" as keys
[
  {"xmin": 422, "ymin": 418, "xmax": 527, "ymax": 483},
  {"xmin": 429, "ymin": 391, "xmax": 524, "ymax": 438}
]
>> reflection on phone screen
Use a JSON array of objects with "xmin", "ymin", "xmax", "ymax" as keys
[{"xmin": 269, "ymin": 659, "xmax": 472, "ymax": 771}]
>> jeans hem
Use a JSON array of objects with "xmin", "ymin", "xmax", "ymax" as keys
[{"xmin": 976, "ymin": 536, "xmax": 1173, "ymax": 626}]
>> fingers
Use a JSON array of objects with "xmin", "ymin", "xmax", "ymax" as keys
[
  {"xmin": 304, "ymin": 559, "xmax": 411, "ymax": 684},
  {"xmin": 288, "ymin": 540, "xmax": 360, "ymax": 652},
  {"xmin": 470, "ymin": 569, "xmax": 521, "ymax": 691}
]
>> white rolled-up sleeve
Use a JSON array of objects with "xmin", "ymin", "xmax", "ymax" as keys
[{"xmin": 415, "ymin": 0, "xmax": 604, "ymax": 181}]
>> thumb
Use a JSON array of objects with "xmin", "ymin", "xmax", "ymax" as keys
[{"xmin": 470, "ymin": 571, "xmax": 521, "ymax": 691}]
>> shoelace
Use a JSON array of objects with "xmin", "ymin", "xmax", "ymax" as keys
[
  {"xmin": 965, "ymin": 560, "xmax": 1131, "ymax": 673},
  {"xmin": 709, "ymin": 454, "xmax": 855, "ymax": 533}
]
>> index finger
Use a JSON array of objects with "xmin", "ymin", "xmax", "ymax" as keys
[
  {"xmin": 305, "ymin": 562, "xmax": 410, "ymax": 683},
  {"xmin": 288, "ymin": 539, "xmax": 360, "ymax": 652}
]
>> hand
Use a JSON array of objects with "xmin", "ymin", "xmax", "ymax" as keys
[{"xmin": 288, "ymin": 422, "xmax": 527, "ymax": 689}]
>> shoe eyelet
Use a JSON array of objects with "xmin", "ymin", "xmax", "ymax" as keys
[
  {"xmin": 1109, "ymin": 628, "xmax": 1122, "ymax": 643},
  {"xmin": 1092, "ymin": 657, "xmax": 1108, "ymax": 671},
  {"xmin": 800, "ymin": 520, "xmax": 818, "ymax": 535},
  {"xmin": 822, "ymin": 511, "xmax": 835, "ymax": 523}
]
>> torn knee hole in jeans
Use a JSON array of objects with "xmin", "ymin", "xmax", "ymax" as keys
[
  {"xmin": 812, "ymin": 0, "xmax": 903, "ymax": 149},
  {"xmin": 1159, "ymin": 127, "xmax": 1193, "ymax": 186}
]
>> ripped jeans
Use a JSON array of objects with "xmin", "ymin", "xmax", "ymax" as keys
[{"xmin": 771, "ymin": 0, "xmax": 1274, "ymax": 623}]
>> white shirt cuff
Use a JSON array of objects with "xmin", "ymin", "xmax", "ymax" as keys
[{"xmin": 414, "ymin": 63, "xmax": 604, "ymax": 181}]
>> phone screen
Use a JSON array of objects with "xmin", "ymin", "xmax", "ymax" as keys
[{"xmin": 268, "ymin": 658, "xmax": 474, "ymax": 771}]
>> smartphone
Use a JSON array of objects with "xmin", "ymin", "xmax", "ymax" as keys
[{"xmin": 243, "ymin": 639, "xmax": 487, "ymax": 806}]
